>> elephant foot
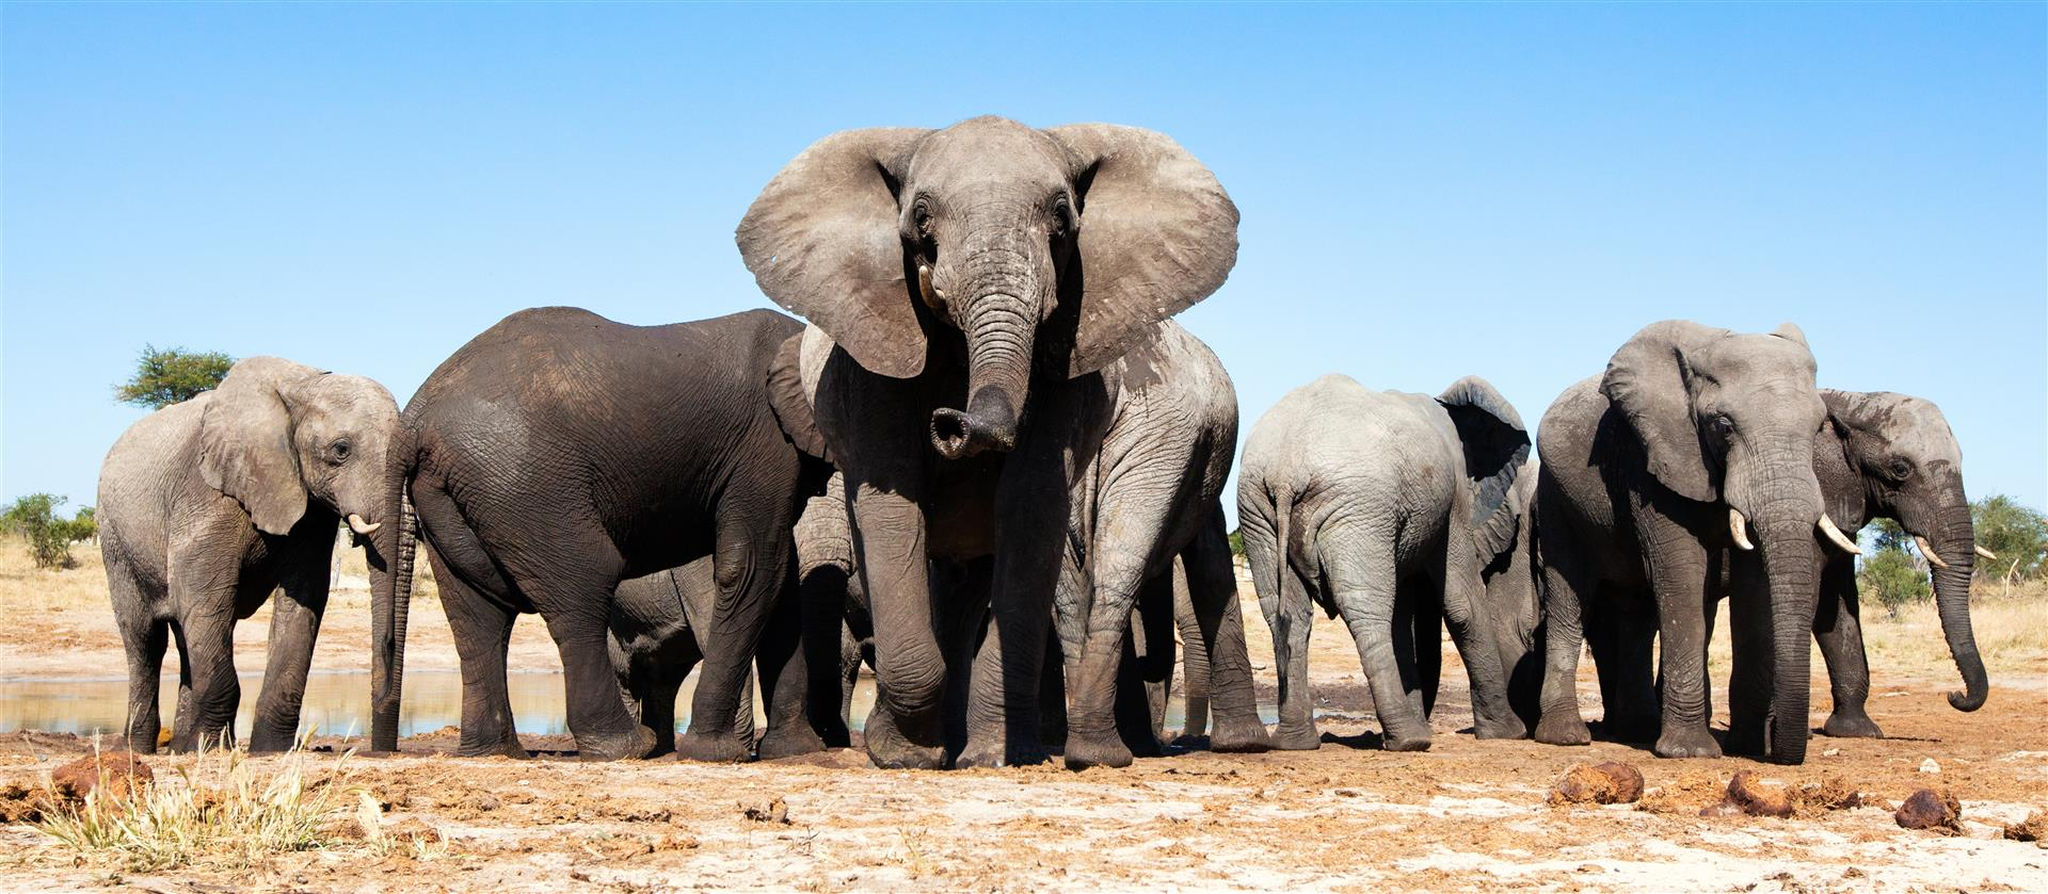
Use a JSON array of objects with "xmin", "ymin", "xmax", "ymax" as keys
[
  {"xmin": 1207, "ymin": 714, "xmax": 1273, "ymax": 753},
  {"xmin": 756, "ymin": 723, "xmax": 828, "ymax": 761},
  {"xmin": 1652, "ymin": 725, "xmax": 1722, "ymax": 759},
  {"xmin": 1821, "ymin": 712, "xmax": 1883, "ymax": 739},
  {"xmin": 459, "ymin": 734, "xmax": 531, "ymax": 759},
  {"xmin": 861, "ymin": 708, "xmax": 946, "ymax": 770},
  {"xmin": 579, "ymin": 726, "xmax": 660, "ymax": 761},
  {"xmin": 1471, "ymin": 715, "xmax": 1528, "ymax": 741},
  {"xmin": 249, "ymin": 726, "xmax": 299, "ymax": 754},
  {"xmin": 673, "ymin": 729, "xmax": 750, "ymax": 763},
  {"xmin": 1533, "ymin": 712, "xmax": 1591, "ymax": 746},
  {"xmin": 1381, "ymin": 730, "xmax": 1432, "ymax": 752},
  {"xmin": 1600, "ymin": 713, "xmax": 1662, "ymax": 745},
  {"xmin": 1062, "ymin": 729, "xmax": 1134, "ymax": 771},
  {"xmin": 1272, "ymin": 721, "xmax": 1322, "ymax": 751}
]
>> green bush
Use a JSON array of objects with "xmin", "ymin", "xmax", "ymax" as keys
[
  {"xmin": 115, "ymin": 344, "xmax": 234, "ymax": 410},
  {"xmin": 1972, "ymin": 495, "xmax": 2046, "ymax": 583},
  {"xmin": 1227, "ymin": 528, "xmax": 1244, "ymax": 558},
  {"xmin": 1, "ymin": 494, "xmax": 96, "ymax": 570},
  {"xmin": 1859, "ymin": 548, "xmax": 1931, "ymax": 619}
]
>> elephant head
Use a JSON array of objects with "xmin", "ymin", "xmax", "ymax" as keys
[
  {"xmin": 198, "ymin": 356, "xmax": 401, "ymax": 537},
  {"xmin": 737, "ymin": 116, "xmax": 1238, "ymax": 459},
  {"xmin": 1821, "ymin": 389, "xmax": 1987, "ymax": 711},
  {"xmin": 1601, "ymin": 320, "xmax": 1845, "ymax": 762}
]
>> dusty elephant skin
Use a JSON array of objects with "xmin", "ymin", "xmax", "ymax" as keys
[
  {"xmin": 1534, "ymin": 321, "xmax": 1848, "ymax": 764},
  {"xmin": 607, "ymin": 561, "xmax": 759, "ymax": 758},
  {"xmin": 1238, "ymin": 374, "xmax": 1533, "ymax": 752},
  {"xmin": 738, "ymin": 116, "xmax": 1260, "ymax": 770},
  {"xmin": 373, "ymin": 308, "xmax": 831, "ymax": 762},
  {"xmin": 98, "ymin": 357, "xmax": 401, "ymax": 754}
]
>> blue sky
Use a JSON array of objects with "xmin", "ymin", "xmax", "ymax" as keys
[{"xmin": 4, "ymin": 2, "xmax": 2043, "ymax": 522}]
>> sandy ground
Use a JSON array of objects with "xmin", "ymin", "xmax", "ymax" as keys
[{"xmin": 2, "ymin": 543, "xmax": 2046, "ymax": 891}]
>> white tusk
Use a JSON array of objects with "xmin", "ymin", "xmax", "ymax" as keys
[
  {"xmin": 1976, "ymin": 544, "xmax": 1998, "ymax": 561},
  {"xmin": 916, "ymin": 263, "xmax": 944, "ymax": 309},
  {"xmin": 1728, "ymin": 508, "xmax": 1755, "ymax": 551},
  {"xmin": 1817, "ymin": 513, "xmax": 1861, "ymax": 555},
  {"xmin": 1914, "ymin": 535, "xmax": 1949, "ymax": 569},
  {"xmin": 347, "ymin": 514, "xmax": 382, "ymax": 536}
]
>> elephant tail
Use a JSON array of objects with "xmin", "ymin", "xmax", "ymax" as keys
[{"xmin": 1268, "ymin": 480, "xmax": 1294, "ymax": 620}]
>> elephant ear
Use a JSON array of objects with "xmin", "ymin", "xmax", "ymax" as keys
[
  {"xmin": 765, "ymin": 332, "xmax": 832, "ymax": 464},
  {"xmin": 736, "ymin": 128, "xmax": 932, "ymax": 379},
  {"xmin": 198, "ymin": 356, "xmax": 320, "ymax": 535},
  {"xmin": 1045, "ymin": 124, "xmax": 1239, "ymax": 377},
  {"xmin": 1600, "ymin": 320, "xmax": 1727, "ymax": 504},
  {"xmin": 1438, "ymin": 375, "xmax": 1532, "ymax": 560}
]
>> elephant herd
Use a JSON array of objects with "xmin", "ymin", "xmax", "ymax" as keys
[{"xmin": 93, "ymin": 116, "xmax": 1992, "ymax": 772}]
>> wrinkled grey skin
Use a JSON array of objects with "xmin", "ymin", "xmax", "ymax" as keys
[
  {"xmin": 607, "ymin": 560, "xmax": 758, "ymax": 757},
  {"xmin": 1486, "ymin": 458, "xmax": 1546, "ymax": 732},
  {"xmin": 1535, "ymin": 321, "xmax": 1841, "ymax": 764},
  {"xmin": 742, "ymin": 116, "xmax": 1254, "ymax": 770},
  {"xmin": 98, "ymin": 357, "xmax": 400, "ymax": 753},
  {"xmin": 1238, "ymin": 374, "xmax": 1531, "ymax": 751}
]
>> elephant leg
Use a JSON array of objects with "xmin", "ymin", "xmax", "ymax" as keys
[
  {"xmin": 801, "ymin": 564, "xmax": 856, "ymax": 748},
  {"xmin": 677, "ymin": 506, "xmax": 793, "ymax": 764},
  {"xmin": 961, "ymin": 440, "xmax": 1070, "ymax": 770},
  {"xmin": 1182, "ymin": 510, "xmax": 1270, "ymax": 754},
  {"xmin": 521, "ymin": 563, "xmax": 656, "ymax": 761},
  {"xmin": 1111, "ymin": 578, "xmax": 1175, "ymax": 759},
  {"xmin": 1647, "ymin": 536, "xmax": 1721, "ymax": 759},
  {"xmin": 1265, "ymin": 560, "xmax": 1319, "ymax": 751},
  {"xmin": 756, "ymin": 577, "xmax": 828, "ymax": 760},
  {"xmin": 1594, "ymin": 590, "xmax": 1662, "ymax": 742},
  {"xmin": 1038, "ymin": 633, "xmax": 1069, "ymax": 750},
  {"xmin": 1814, "ymin": 556, "xmax": 1881, "ymax": 738},
  {"xmin": 1331, "ymin": 544, "xmax": 1431, "ymax": 752},
  {"xmin": 169, "ymin": 605, "xmax": 240, "ymax": 753},
  {"xmin": 850, "ymin": 481, "xmax": 947, "ymax": 770},
  {"xmin": 1059, "ymin": 550, "xmax": 1154, "ymax": 770},
  {"xmin": 1408, "ymin": 582, "xmax": 1442, "ymax": 720},
  {"xmin": 1534, "ymin": 547, "xmax": 1593, "ymax": 746},
  {"xmin": 1170, "ymin": 558, "xmax": 1212, "ymax": 741},
  {"xmin": 119, "ymin": 616, "xmax": 169, "ymax": 755},
  {"xmin": 433, "ymin": 555, "xmax": 528, "ymax": 759},
  {"xmin": 1441, "ymin": 561, "xmax": 1525, "ymax": 740},
  {"xmin": 641, "ymin": 655, "xmax": 689, "ymax": 759},
  {"xmin": 250, "ymin": 537, "xmax": 335, "ymax": 753}
]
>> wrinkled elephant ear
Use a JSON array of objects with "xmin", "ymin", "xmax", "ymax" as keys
[
  {"xmin": 736, "ymin": 128, "xmax": 932, "ymax": 379},
  {"xmin": 1600, "ymin": 319, "xmax": 1728, "ymax": 504},
  {"xmin": 198, "ymin": 356, "xmax": 320, "ymax": 535},
  {"xmin": 1438, "ymin": 375, "xmax": 1532, "ymax": 560},
  {"xmin": 1044, "ymin": 124, "xmax": 1240, "ymax": 377},
  {"xmin": 765, "ymin": 332, "xmax": 832, "ymax": 464}
]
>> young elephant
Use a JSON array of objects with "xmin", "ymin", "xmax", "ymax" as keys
[
  {"xmin": 1238, "ymin": 374, "xmax": 1530, "ymax": 751},
  {"xmin": 372, "ymin": 307, "xmax": 831, "ymax": 761},
  {"xmin": 607, "ymin": 561, "xmax": 758, "ymax": 757},
  {"xmin": 98, "ymin": 357, "xmax": 400, "ymax": 753}
]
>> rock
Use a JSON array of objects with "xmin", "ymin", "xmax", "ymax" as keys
[
  {"xmin": 1919, "ymin": 758, "xmax": 1940, "ymax": 774},
  {"xmin": 2001, "ymin": 810, "xmax": 2046, "ymax": 843},
  {"xmin": 741, "ymin": 796, "xmax": 790, "ymax": 824},
  {"xmin": 49, "ymin": 752, "xmax": 152, "ymax": 804},
  {"xmin": 1549, "ymin": 762, "xmax": 1644, "ymax": 805},
  {"xmin": 1894, "ymin": 788, "xmax": 1961, "ymax": 832},
  {"xmin": 1720, "ymin": 770, "xmax": 1792, "ymax": 818}
]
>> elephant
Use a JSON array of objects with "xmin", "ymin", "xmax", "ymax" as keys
[
  {"xmin": 97, "ymin": 357, "xmax": 401, "ymax": 753},
  {"xmin": 1237, "ymin": 374, "xmax": 1531, "ymax": 752},
  {"xmin": 607, "ymin": 561, "xmax": 760, "ymax": 757},
  {"xmin": 739, "ymin": 116, "xmax": 1263, "ymax": 769},
  {"xmin": 370, "ymin": 307, "xmax": 832, "ymax": 761},
  {"xmin": 1532, "ymin": 320, "xmax": 1860, "ymax": 764}
]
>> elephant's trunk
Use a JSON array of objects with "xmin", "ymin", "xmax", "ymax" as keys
[
  {"xmin": 369, "ymin": 485, "xmax": 416, "ymax": 752},
  {"xmin": 1926, "ymin": 500, "xmax": 1987, "ymax": 711},
  {"xmin": 1757, "ymin": 496, "xmax": 1822, "ymax": 765},
  {"xmin": 931, "ymin": 292, "xmax": 1033, "ymax": 460}
]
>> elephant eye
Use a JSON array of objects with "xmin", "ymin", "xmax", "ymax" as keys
[
  {"xmin": 329, "ymin": 439, "xmax": 353, "ymax": 464},
  {"xmin": 1706, "ymin": 413, "xmax": 1735, "ymax": 439},
  {"xmin": 1049, "ymin": 195, "xmax": 1073, "ymax": 239},
  {"xmin": 911, "ymin": 197, "xmax": 934, "ymax": 238},
  {"xmin": 1887, "ymin": 458, "xmax": 1913, "ymax": 481}
]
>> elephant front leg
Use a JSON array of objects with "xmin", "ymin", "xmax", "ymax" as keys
[
  {"xmin": 1647, "ymin": 536, "xmax": 1722, "ymax": 759},
  {"xmin": 1813, "ymin": 558, "xmax": 1882, "ymax": 739},
  {"xmin": 677, "ymin": 509, "xmax": 794, "ymax": 763},
  {"xmin": 850, "ymin": 484, "xmax": 948, "ymax": 770},
  {"xmin": 118, "ymin": 618, "xmax": 169, "ymax": 754},
  {"xmin": 961, "ymin": 444, "xmax": 1070, "ymax": 770},
  {"xmin": 250, "ymin": 543, "xmax": 335, "ymax": 753}
]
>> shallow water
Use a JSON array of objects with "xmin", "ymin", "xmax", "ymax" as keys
[{"xmin": 0, "ymin": 671, "xmax": 1260, "ymax": 742}]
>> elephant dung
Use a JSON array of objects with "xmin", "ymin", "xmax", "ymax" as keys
[
  {"xmin": 1549, "ymin": 762, "xmax": 1644, "ymax": 805},
  {"xmin": 1894, "ymin": 788, "xmax": 1962, "ymax": 833},
  {"xmin": 741, "ymin": 796, "xmax": 790, "ymax": 825},
  {"xmin": 1791, "ymin": 776, "xmax": 1863, "ymax": 814},
  {"xmin": 2002, "ymin": 810, "xmax": 2048, "ymax": 844},
  {"xmin": 1704, "ymin": 770, "xmax": 1792, "ymax": 819},
  {"xmin": 50, "ymin": 751, "xmax": 153, "ymax": 804}
]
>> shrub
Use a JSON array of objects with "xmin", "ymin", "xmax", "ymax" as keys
[
  {"xmin": 1, "ymin": 494, "xmax": 97, "ymax": 570},
  {"xmin": 115, "ymin": 345, "xmax": 234, "ymax": 410},
  {"xmin": 1972, "ymin": 495, "xmax": 2046, "ymax": 583},
  {"xmin": 1860, "ymin": 548, "xmax": 1931, "ymax": 619}
]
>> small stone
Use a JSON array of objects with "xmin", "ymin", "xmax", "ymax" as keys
[
  {"xmin": 1919, "ymin": 758, "xmax": 1940, "ymax": 774},
  {"xmin": 1894, "ymin": 788, "xmax": 1961, "ymax": 832}
]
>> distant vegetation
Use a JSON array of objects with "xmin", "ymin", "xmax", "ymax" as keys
[
  {"xmin": 115, "ymin": 344, "xmax": 234, "ymax": 410},
  {"xmin": 1858, "ymin": 494, "xmax": 2048, "ymax": 617},
  {"xmin": 1, "ymin": 494, "xmax": 97, "ymax": 570}
]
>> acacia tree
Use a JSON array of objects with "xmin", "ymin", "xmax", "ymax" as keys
[
  {"xmin": 115, "ymin": 344, "xmax": 234, "ymax": 409},
  {"xmin": 1972, "ymin": 495, "xmax": 2047, "ymax": 583}
]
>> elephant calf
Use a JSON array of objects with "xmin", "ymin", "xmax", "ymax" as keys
[
  {"xmin": 607, "ymin": 561, "xmax": 758, "ymax": 757},
  {"xmin": 1238, "ymin": 374, "xmax": 1530, "ymax": 751},
  {"xmin": 98, "ymin": 357, "xmax": 401, "ymax": 753}
]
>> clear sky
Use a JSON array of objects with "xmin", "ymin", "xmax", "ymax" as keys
[{"xmin": 5, "ymin": 2, "xmax": 2043, "ymax": 524}]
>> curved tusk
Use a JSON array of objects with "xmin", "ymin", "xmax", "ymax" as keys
[
  {"xmin": 1817, "ymin": 513, "xmax": 1861, "ymax": 555},
  {"xmin": 1976, "ymin": 544, "xmax": 1998, "ymax": 561},
  {"xmin": 1728, "ymin": 508, "xmax": 1755, "ymax": 551},
  {"xmin": 347, "ymin": 514, "xmax": 382, "ymax": 536},
  {"xmin": 1914, "ymin": 535, "xmax": 1949, "ymax": 569},
  {"xmin": 916, "ymin": 263, "xmax": 945, "ymax": 310}
]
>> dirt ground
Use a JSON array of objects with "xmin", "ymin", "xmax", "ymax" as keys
[{"xmin": 2, "ymin": 543, "xmax": 2046, "ymax": 891}]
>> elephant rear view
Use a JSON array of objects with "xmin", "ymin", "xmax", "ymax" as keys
[
  {"xmin": 373, "ymin": 307, "xmax": 831, "ymax": 761},
  {"xmin": 1237, "ymin": 374, "xmax": 1531, "ymax": 751},
  {"xmin": 98, "ymin": 357, "xmax": 400, "ymax": 753}
]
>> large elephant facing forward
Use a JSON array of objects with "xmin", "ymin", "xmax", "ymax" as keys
[
  {"xmin": 98, "ymin": 357, "xmax": 401, "ymax": 753},
  {"xmin": 739, "ymin": 116, "xmax": 1254, "ymax": 769},
  {"xmin": 1237, "ymin": 374, "xmax": 1530, "ymax": 751},
  {"xmin": 1535, "ymin": 320, "xmax": 1858, "ymax": 764}
]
